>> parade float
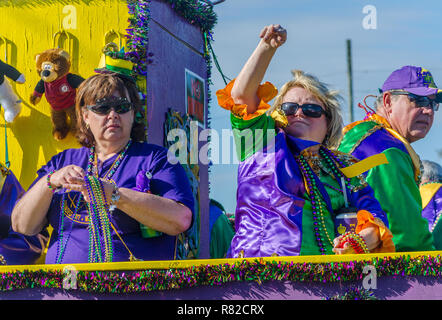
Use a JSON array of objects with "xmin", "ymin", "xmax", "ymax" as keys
[{"xmin": 0, "ymin": 0, "xmax": 441, "ymax": 301}]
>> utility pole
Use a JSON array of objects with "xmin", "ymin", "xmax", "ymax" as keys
[{"xmin": 346, "ymin": 39, "xmax": 354, "ymax": 123}]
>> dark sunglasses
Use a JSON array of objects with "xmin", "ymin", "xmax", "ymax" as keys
[
  {"xmin": 389, "ymin": 91, "xmax": 439, "ymax": 111},
  {"xmin": 86, "ymin": 97, "xmax": 134, "ymax": 115},
  {"xmin": 280, "ymin": 102, "xmax": 327, "ymax": 118}
]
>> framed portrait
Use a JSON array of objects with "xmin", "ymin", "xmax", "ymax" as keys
[{"xmin": 185, "ymin": 68, "xmax": 205, "ymax": 128}]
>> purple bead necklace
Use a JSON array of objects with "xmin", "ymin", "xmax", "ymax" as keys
[{"xmin": 295, "ymin": 147, "xmax": 354, "ymax": 255}]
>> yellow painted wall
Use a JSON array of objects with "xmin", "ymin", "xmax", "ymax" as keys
[{"xmin": 0, "ymin": 0, "xmax": 130, "ymax": 188}]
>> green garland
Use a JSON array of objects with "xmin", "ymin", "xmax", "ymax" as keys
[
  {"xmin": 163, "ymin": 0, "xmax": 217, "ymax": 32},
  {"xmin": 1, "ymin": 254, "xmax": 442, "ymax": 294}
]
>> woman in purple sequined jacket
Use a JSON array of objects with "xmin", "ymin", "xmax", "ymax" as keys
[{"xmin": 217, "ymin": 24, "xmax": 394, "ymax": 257}]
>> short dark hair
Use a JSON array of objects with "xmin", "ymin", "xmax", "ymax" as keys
[{"xmin": 75, "ymin": 73, "xmax": 146, "ymax": 147}]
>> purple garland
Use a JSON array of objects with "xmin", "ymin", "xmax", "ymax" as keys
[
  {"xmin": 1, "ymin": 254, "xmax": 442, "ymax": 294},
  {"xmin": 124, "ymin": 0, "xmax": 216, "ymax": 80},
  {"xmin": 125, "ymin": 0, "xmax": 150, "ymax": 138},
  {"xmin": 126, "ymin": 0, "xmax": 151, "ymax": 77}
]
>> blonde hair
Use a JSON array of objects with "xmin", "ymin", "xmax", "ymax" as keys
[{"xmin": 268, "ymin": 70, "xmax": 344, "ymax": 148}]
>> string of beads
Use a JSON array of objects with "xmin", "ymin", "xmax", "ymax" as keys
[
  {"xmin": 337, "ymin": 231, "xmax": 369, "ymax": 254},
  {"xmin": 52, "ymin": 139, "xmax": 132, "ymax": 263},
  {"xmin": 295, "ymin": 146, "xmax": 355, "ymax": 255}
]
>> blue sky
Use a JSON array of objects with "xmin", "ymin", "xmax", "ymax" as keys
[{"xmin": 207, "ymin": 0, "xmax": 442, "ymax": 213}]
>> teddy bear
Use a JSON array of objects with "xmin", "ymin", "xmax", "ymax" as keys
[
  {"xmin": 0, "ymin": 60, "xmax": 25, "ymax": 123},
  {"xmin": 30, "ymin": 48, "xmax": 84, "ymax": 140}
]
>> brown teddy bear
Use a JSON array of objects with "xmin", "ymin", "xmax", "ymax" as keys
[{"xmin": 30, "ymin": 48, "xmax": 84, "ymax": 140}]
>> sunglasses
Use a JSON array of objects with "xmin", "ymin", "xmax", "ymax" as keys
[
  {"xmin": 389, "ymin": 91, "xmax": 439, "ymax": 111},
  {"xmin": 86, "ymin": 97, "xmax": 134, "ymax": 115},
  {"xmin": 280, "ymin": 102, "xmax": 327, "ymax": 118}
]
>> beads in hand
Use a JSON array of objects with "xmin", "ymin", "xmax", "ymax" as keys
[
  {"xmin": 46, "ymin": 171, "xmax": 61, "ymax": 193},
  {"xmin": 336, "ymin": 232, "xmax": 369, "ymax": 254}
]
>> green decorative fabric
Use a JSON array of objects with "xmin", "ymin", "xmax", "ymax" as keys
[
  {"xmin": 230, "ymin": 113, "xmax": 275, "ymax": 162},
  {"xmin": 432, "ymin": 218, "xmax": 442, "ymax": 250},
  {"xmin": 366, "ymin": 148, "xmax": 433, "ymax": 251},
  {"xmin": 337, "ymin": 121, "xmax": 381, "ymax": 155},
  {"xmin": 210, "ymin": 214, "xmax": 235, "ymax": 259}
]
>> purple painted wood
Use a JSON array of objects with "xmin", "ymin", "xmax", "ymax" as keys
[
  {"xmin": 1, "ymin": 276, "xmax": 442, "ymax": 300},
  {"xmin": 146, "ymin": 0, "xmax": 210, "ymax": 258}
]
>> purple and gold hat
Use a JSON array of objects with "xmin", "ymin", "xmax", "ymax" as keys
[{"xmin": 381, "ymin": 66, "xmax": 442, "ymax": 102}]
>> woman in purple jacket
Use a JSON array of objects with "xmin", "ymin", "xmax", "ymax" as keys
[
  {"xmin": 12, "ymin": 72, "xmax": 194, "ymax": 264},
  {"xmin": 216, "ymin": 24, "xmax": 394, "ymax": 257}
]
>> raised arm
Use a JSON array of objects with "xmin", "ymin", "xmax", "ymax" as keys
[{"xmin": 231, "ymin": 24, "xmax": 287, "ymax": 114}]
